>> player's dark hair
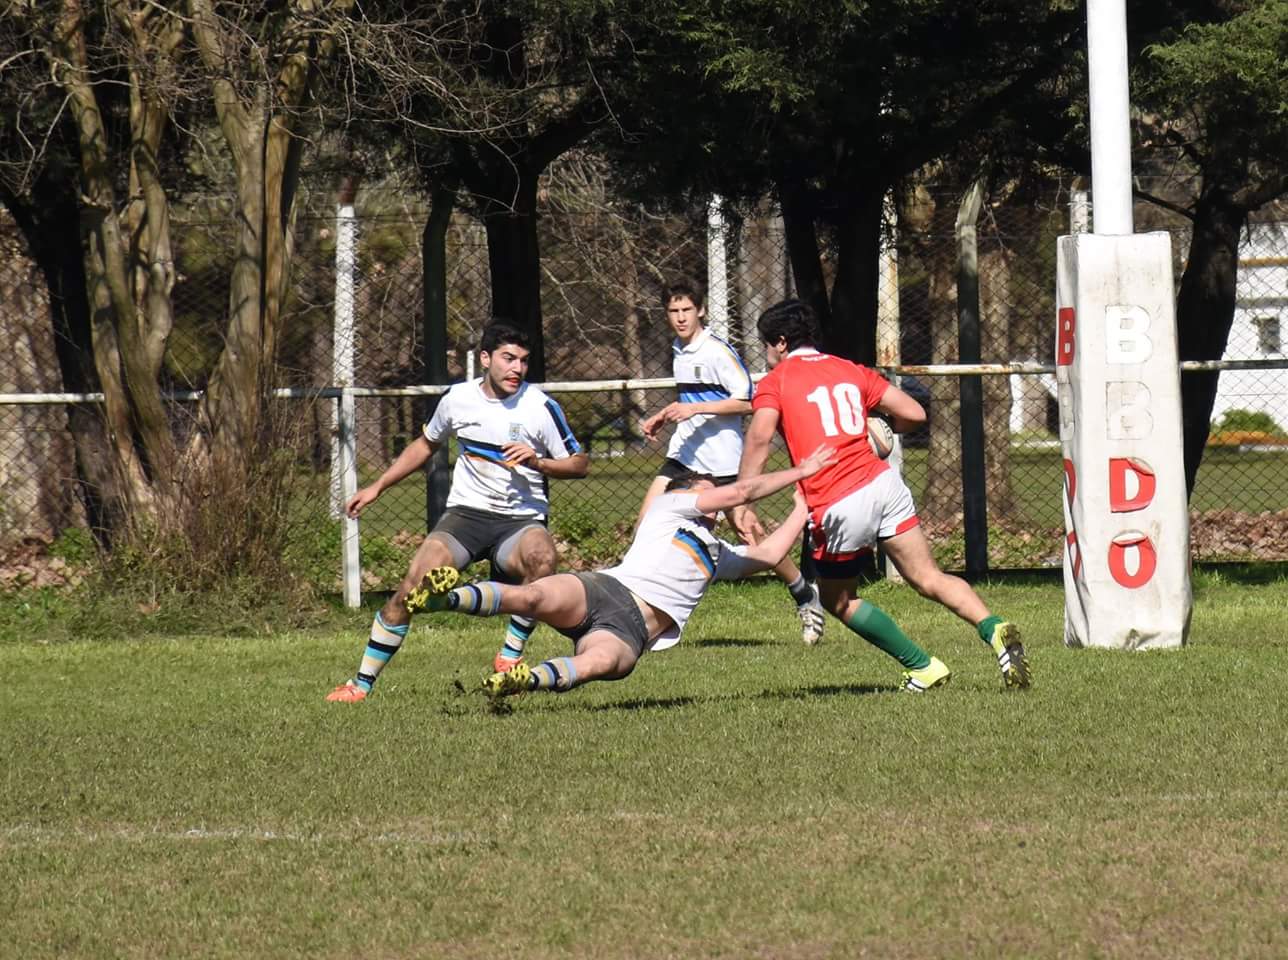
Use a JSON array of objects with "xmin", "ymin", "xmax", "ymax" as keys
[
  {"xmin": 664, "ymin": 277, "xmax": 705, "ymax": 310},
  {"xmin": 757, "ymin": 299, "xmax": 820, "ymax": 351},
  {"xmin": 665, "ymin": 471, "xmax": 718, "ymax": 492},
  {"xmin": 479, "ymin": 320, "xmax": 530, "ymax": 355}
]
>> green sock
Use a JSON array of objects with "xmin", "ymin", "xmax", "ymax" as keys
[
  {"xmin": 977, "ymin": 615, "xmax": 1003, "ymax": 645},
  {"xmin": 846, "ymin": 602, "xmax": 931, "ymax": 670}
]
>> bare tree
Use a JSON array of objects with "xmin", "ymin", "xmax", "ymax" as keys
[{"xmin": 2, "ymin": 0, "xmax": 354, "ymax": 539}]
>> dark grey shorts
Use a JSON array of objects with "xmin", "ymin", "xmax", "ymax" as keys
[
  {"xmin": 659, "ymin": 458, "xmax": 737, "ymax": 486},
  {"xmin": 429, "ymin": 506, "xmax": 547, "ymax": 580},
  {"xmin": 557, "ymin": 571, "xmax": 651, "ymax": 658}
]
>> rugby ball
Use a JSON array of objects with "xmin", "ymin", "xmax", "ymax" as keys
[{"xmin": 866, "ymin": 415, "xmax": 895, "ymax": 459}]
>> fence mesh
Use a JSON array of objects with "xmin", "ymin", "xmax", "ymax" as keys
[{"xmin": 3, "ymin": 180, "xmax": 1288, "ymax": 590}]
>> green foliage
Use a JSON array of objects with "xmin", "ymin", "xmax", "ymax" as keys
[
  {"xmin": 1212, "ymin": 407, "xmax": 1286, "ymax": 437},
  {"xmin": 1143, "ymin": 1, "xmax": 1288, "ymax": 159},
  {"xmin": 550, "ymin": 499, "xmax": 629, "ymax": 568},
  {"xmin": 48, "ymin": 527, "xmax": 96, "ymax": 565}
]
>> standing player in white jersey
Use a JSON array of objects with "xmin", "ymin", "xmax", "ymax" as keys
[
  {"xmin": 637, "ymin": 279, "xmax": 827, "ymax": 646},
  {"xmin": 326, "ymin": 322, "xmax": 589, "ymax": 702},
  {"xmin": 402, "ymin": 444, "xmax": 836, "ymax": 701}
]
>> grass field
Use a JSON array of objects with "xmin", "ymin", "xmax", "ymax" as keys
[{"xmin": 3, "ymin": 568, "xmax": 1288, "ymax": 958}]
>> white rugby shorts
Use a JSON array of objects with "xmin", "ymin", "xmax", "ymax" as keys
[{"xmin": 809, "ymin": 469, "xmax": 920, "ymax": 570}]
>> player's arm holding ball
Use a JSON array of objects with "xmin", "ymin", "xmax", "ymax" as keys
[{"xmin": 872, "ymin": 382, "xmax": 926, "ymax": 436}]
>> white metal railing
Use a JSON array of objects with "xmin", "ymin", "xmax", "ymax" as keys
[{"xmin": 7, "ymin": 356, "xmax": 1288, "ymax": 604}]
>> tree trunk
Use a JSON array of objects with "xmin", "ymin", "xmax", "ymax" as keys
[
  {"xmin": 778, "ymin": 179, "xmax": 832, "ymax": 333},
  {"xmin": 189, "ymin": 0, "xmax": 349, "ymax": 464},
  {"xmin": 1176, "ymin": 190, "xmax": 1245, "ymax": 497},
  {"xmin": 923, "ymin": 224, "xmax": 963, "ymax": 523},
  {"xmin": 979, "ymin": 234, "xmax": 1017, "ymax": 518},
  {"xmin": 478, "ymin": 170, "xmax": 547, "ymax": 381},
  {"xmin": 57, "ymin": 0, "xmax": 173, "ymax": 521},
  {"xmin": 422, "ymin": 180, "xmax": 457, "ymax": 522},
  {"xmin": 3, "ymin": 172, "xmax": 119, "ymax": 539},
  {"xmin": 0, "ymin": 221, "xmax": 84, "ymax": 547},
  {"xmin": 829, "ymin": 190, "xmax": 884, "ymax": 365}
]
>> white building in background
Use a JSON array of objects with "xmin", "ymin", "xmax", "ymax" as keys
[
  {"xmin": 1009, "ymin": 220, "xmax": 1288, "ymax": 438},
  {"xmin": 1210, "ymin": 221, "xmax": 1288, "ymax": 432}
]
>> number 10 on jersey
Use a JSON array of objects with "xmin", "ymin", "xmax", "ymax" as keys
[{"xmin": 806, "ymin": 383, "xmax": 867, "ymax": 436}]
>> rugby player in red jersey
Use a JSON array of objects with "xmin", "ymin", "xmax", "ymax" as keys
[{"xmin": 734, "ymin": 299, "xmax": 1030, "ymax": 692}]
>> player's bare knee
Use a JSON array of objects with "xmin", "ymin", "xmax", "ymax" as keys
[
  {"xmin": 383, "ymin": 595, "xmax": 412, "ymax": 625},
  {"xmin": 523, "ymin": 541, "xmax": 558, "ymax": 578},
  {"xmin": 603, "ymin": 651, "xmax": 638, "ymax": 680}
]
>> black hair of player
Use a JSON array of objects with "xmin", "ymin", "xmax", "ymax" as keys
[
  {"xmin": 664, "ymin": 278, "xmax": 705, "ymax": 311},
  {"xmin": 480, "ymin": 320, "xmax": 531, "ymax": 354},
  {"xmin": 665, "ymin": 470, "xmax": 718, "ymax": 493},
  {"xmin": 757, "ymin": 299, "xmax": 821, "ymax": 352}
]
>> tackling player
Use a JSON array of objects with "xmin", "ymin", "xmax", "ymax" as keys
[
  {"xmin": 326, "ymin": 321, "xmax": 589, "ymax": 702},
  {"xmin": 734, "ymin": 299, "xmax": 1030, "ymax": 692},
  {"xmin": 404, "ymin": 444, "xmax": 837, "ymax": 701},
  {"xmin": 637, "ymin": 279, "xmax": 827, "ymax": 646}
]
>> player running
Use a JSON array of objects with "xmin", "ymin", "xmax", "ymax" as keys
[
  {"xmin": 637, "ymin": 278, "xmax": 827, "ymax": 646},
  {"xmin": 404, "ymin": 444, "xmax": 837, "ymax": 701},
  {"xmin": 734, "ymin": 299, "xmax": 1030, "ymax": 692},
  {"xmin": 326, "ymin": 321, "xmax": 589, "ymax": 702}
]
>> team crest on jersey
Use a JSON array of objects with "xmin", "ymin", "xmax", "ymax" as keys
[
  {"xmin": 508, "ymin": 422, "xmax": 523, "ymax": 441},
  {"xmin": 692, "ymin": 363, "xmax": 704, "ymax": 380}
]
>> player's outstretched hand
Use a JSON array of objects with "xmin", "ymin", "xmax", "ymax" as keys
[
  {"xmin": 640, "ymin": 412, "xmax": 664, "ymax": 441},
  {"xmin": 346, "ymin": 485, "xmax": 380, "ymax": 518},
  {"xmin": 730, "ymin": 504, "xmax": 766, "ymax": 545},
  {"xmin": 798, "ymin": 443, "xmax": 838, "ymax": 478}
]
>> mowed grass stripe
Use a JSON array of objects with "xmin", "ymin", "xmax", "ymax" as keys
[{"xmin": 3, "ymin": 573, "xmax": 1287, "ymax": 958}]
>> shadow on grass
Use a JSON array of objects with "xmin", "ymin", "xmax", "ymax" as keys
[
  {"xmin": 587, "ymin": 695, "xmax": 698, "ymax": 712},
  {"xmin": 1193, "ymin": 560, "xmax": 1288, "ymax": 585},
  {"xmin": 691, "ymin": 637, "xmax": 769, "ymax": 648},
  {"xmin": 581, "ymin": 681, "xmax": 890, "ymax": 713},
  {"xmin": 760, "ymin": 683, "xmax": 889, "ymax": 699}
]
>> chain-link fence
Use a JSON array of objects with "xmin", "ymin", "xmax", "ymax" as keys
[{"xmin": 3, "ymin": 180, "xmax": 1288, "ymax": 592}]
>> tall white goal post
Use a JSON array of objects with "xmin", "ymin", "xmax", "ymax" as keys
[{"xmin": 1055, "ymin": 0, "xmax": 1192, "ymax": 648}]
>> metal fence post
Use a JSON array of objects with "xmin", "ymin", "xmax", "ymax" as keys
[
  {"xmin": 957, "ymin": 180, "xmax": 989, "ymax": 578},
  {"xmin": 332, "ymin": 178, "xmax": 361, "ymax": 607},
  {"xmin": 877, "ymin": 189, "xmax": 904, "ymax": 582},
  {"xmin": 707, "ymin": 196, "xmax": 730, "ymax": 342},
  {"xmin": 338, "ymin": 387, "xmax": 361, "ymax": 608},
  {"xmin": 330, "ymin": 183, "xmax": 357, "ymax": 520}
]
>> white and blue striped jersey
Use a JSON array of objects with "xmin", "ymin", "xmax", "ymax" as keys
[
  {"xmin": 424, "ymin": 379, "xmax": 581, "ymax": 519},
  {"xmin": 603, "ymin": 492, "xmax": 759, "ymax": 651},
  {"xmin": 666, "ymin": 328, "xmax": 754, "ymax": 477}
]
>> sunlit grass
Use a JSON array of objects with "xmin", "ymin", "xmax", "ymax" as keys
[{"xmin": 3, "ymin": 569, "xmax": 1287, "ymax": 958}]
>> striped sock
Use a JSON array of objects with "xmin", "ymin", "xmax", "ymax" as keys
[
  {"xmin": 530, "ymin": 657, "xmax": 577, "ymax": 692},
  {"xmin": 500, "ymin": 616, "xmax": 537, "ymax": 660},
  {"xmin": 785, "ymin": 574, "xmax": 814, "ymax": 606},
  {"xmin": 355, "ymin": 612, "xmax": 409, "ymax": 692},
  {"xmin": 443, "ymin": 582, "xmax": 504, "ymax": 616}
]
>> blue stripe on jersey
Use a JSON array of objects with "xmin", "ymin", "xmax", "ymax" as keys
[
  {"xmin": 676, "ymin": 382, "xmax": 732, "ymax": 403},
  {"xmin": 459, "ymin": 439, "xmax": 509, "ymax": 463},
  {"xmin": 673, "ymin": 528, "xmax": 716, "ymax": 576},
  {"xmin": 708, "ymin": 335, "xmax": 754, "ymax": 400},
  {"xmin": 543, "ymin": 398, "xmax": 582, "ymax": 453}
]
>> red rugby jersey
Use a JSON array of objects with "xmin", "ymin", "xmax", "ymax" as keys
[{"xmin": 752, "ymin": 348, "xmax": 891, "ymax": 510}]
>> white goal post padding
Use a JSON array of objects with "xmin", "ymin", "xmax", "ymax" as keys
[{"xmin": 1056, "ymin": 232, "xmax": 1192, "ymax": 649}]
